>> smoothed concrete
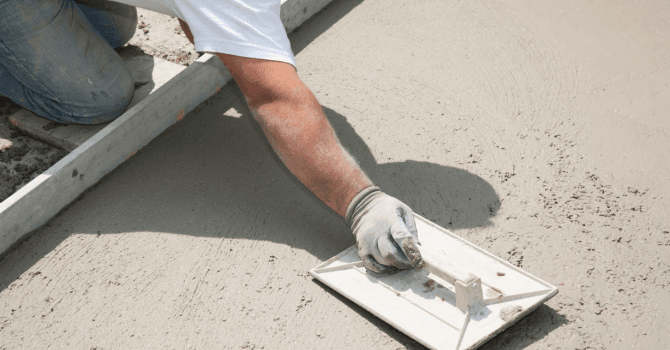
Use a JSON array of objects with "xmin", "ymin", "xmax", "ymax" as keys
[{"xmin": 1, "ymin": 0, "xmax": 669, "ymax": 349}]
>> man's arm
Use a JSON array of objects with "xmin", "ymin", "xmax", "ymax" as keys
[
  {"xmin": 218, "ymin": 54, "xmax": 422, "ymax": 273},
  {"xmin": 215, "ymin": 53, "xmax": 372, "ymax": 216},
  {"xmin": 180, "ymin": 20, "xmax": 363, "ymax": 213},
  {"xmin": 179, "ymin": 20, "xmax": 422, "ymax": 272}
]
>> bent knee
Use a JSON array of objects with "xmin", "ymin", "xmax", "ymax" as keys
[
  {"xmin": 67, "ymin": 71, "xmax": 134, "ymax": 124},
  {"xmin": 90, "ymin": 74, "xmax": 134, "ymax": 123}
]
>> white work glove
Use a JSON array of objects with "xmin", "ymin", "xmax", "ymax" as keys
[{"xmin": 345, "ymin": 186, "xmax": 424, "ymax": 274}]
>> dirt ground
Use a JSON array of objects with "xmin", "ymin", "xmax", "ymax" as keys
[
  {"xmin": 1, "ymin": 0, "xmax": 669, "ymax": 349},
  {"xmin": 0, "ymin": 98, "xmax": 68, "ymax": 202}
]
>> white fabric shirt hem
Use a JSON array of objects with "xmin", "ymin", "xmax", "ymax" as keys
[{"xmin": 196, "ymin": 37, "xmax": 296, "ymax": 68}]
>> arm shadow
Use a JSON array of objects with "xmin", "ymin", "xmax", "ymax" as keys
[{"xmin": 321, "ymin": 106, "xmax": 500, "ymax": 232}]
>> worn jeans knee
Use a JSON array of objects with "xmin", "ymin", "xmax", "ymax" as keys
[{"xmin": 0, "ymin": 0, "xmax": 135, "ymax": 124}]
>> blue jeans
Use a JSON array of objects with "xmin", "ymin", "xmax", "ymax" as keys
[{"xmin": 0, "ymin": 0, "xmax": 137, "ymax": 124}]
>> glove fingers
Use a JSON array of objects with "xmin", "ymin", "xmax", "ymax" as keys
[
  {"xmin": 391, "ymin": 220, "xmax": 424, "ymax": 269},
  {"xmin": 362, "ymin": 254, "xmax": 397, "ymax": 274},
  {"xmin": 377, "ymin": 232, "xmax": 414, "ymax": 269},
  {"xmin": 397, "ymin": 205, "xmax": 420, "ymax": 244}
]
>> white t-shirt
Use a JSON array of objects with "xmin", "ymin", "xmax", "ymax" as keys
[{"xmin": 109, "ymin": 0, "xmax": 296, "ymax": 67}]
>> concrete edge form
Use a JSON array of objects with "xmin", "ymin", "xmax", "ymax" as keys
[{"xmin": 0, "ymin": 0, "xmax": 336, "ymax": 257}]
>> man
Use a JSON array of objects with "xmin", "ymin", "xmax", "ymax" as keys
[{"xmin": 0, "ymin": 0, "xmax": 423, "ymax": 273}]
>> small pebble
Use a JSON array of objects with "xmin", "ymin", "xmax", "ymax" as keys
[{"xmin": 0, "ymin": 138, "xmax": 12, "ymax": 150}]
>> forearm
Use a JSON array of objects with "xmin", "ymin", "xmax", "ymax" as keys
[
  {"xmin": 210, "ymin": 52, "xmax": 372, "ymax": 216},
  {"xmin": 179, "ymin": 22, "xmax": 421, "ymax": 272},
  {"xmin": 250, "ymin": 85, "xmax": 373, "ymax": 217}
]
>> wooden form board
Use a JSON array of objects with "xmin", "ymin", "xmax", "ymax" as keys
[
  {"xmin": 310, "ymin": 215, "xmax": 559, "ymax": 350},
  {"xmin": 0, "ymin": 0, "xmax": 336, "ymax": 257}
]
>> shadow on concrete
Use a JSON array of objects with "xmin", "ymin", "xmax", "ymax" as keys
[
  {"xmin": 242, "ymin": 101, "xmax": 502, "ymax": 235},
  {"xmin": 115, "ymin": 44, "xmax": 157, "ymax": 107},
  {"xmin": 0, "ymin": 82, "xmax": 504, "ymax": 347},
  {"xmin": 59, "ymin": 82, "xmax": 500, "ymax": 252},
  {"xmin": 0, "ymin": 75, "xmax": 556, "ymax": 350},
  {"xmin": 0, "ymin": 80, "xmax": 502, "ymax": 331}
]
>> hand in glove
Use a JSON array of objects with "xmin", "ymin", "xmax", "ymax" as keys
[{"xmin": 345, "ymin": 186, "xmax": 424, "ymax": 273}]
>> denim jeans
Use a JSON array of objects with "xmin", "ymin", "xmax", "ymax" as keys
[{"xmin": 0, "ymin": 0, "xmax": 137, "ymax": 124}]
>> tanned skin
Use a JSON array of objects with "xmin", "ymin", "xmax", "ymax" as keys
[{"xmin": 180, "ymin": 20, "xmax": 373, "ymax": 216}]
